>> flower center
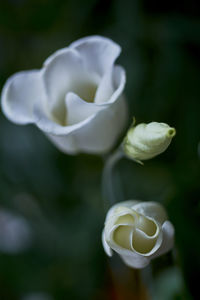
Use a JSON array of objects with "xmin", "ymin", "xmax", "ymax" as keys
[
  {"xmin": 75, "ymin": 82, "xmax": 97, "ymax": 103},
  {"xmin": 113, "ymin": 212, "xmax": 158, "ymax": 254},
  {"xmin": 51, "ymin": 80, "xmax": 98, "ymax": 126}
]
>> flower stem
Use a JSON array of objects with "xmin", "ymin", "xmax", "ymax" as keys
[{"xmin": 102, "ymin": 147, "xmax": 125, "ymax": 210}]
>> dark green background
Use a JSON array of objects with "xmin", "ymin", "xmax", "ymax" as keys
[{"xmin": 0, "ymin": 0, "xmax": 200, "ymax": 299}]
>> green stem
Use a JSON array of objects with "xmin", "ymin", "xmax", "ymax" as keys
[{"xmin": 102, "ymin": 147, "xmax": 125, "ymax": 210}]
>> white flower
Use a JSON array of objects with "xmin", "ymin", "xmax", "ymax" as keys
[
  {"xmin": 123, "ymin": 122, "xmax": 176, "ymax": 161},
  {"xmin": 1, "ymin": 36, "xmax": 127, "ymax": 154},
  {"xmin": 102, "ymin": 200, "xmax": 174, "ymax": 269}
]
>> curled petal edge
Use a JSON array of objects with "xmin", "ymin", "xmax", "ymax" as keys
[{"xmin": 1, "ymin": 70, "xmax": 45, "ymax": 125}]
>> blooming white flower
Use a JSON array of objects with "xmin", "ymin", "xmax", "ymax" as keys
[
  {"xmin": 1, "ymin": 36, "xmax": 127, "ymax": 154},
  {"xmin": 123, "ymin": 122, "xmax": 176, "ymax": 161},
  {"xmin": 102, "ymin": 200, "xmax": 174, "ymax": 269}
]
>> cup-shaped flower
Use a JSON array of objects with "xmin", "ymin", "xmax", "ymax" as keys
[
  {"xmin": 123, "ymin": 122, "xmax": 176, "ymax": 161},
  {"xmin": 102, "ymin": 200, "xmax": 174, "ymax": 269},
  {"xmin": 1, "ymin": 36, "xmax": 127, "ymax": 154}
]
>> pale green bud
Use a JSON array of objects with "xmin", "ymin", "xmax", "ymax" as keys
[{"xmin": 123, "ymin": 121, "xmax": 176, "ymax": 161}]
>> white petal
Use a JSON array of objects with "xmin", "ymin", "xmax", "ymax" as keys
[
  {"xmin": 65, "ymin": 92, "xmax": 106, "ymax": 125},
  {"xmin": 45, "ymin": 98, "xmax": 126, "ymax": 154},
  {"xmin": 136, "ymin": 215, "xmax": 159, "ymax": 237},
  {"xmin": 69, "ymin": 97, "xmax": 127, "ymax": 154},
  {"xmin": 69, "ymin": 35, "xmax": 121, "ymax": 76},
  {"xmin": 95, "ymin": 65, "xmax": 126, "ymax": 105},
  {"xmin": 33, "ymin": 94, "xmax": 126, "ymax": 154},
  {"xmin": 104, "ymin": 209, "xmax": 139, "ymax": 249},
  {"xmin": 105, "ymin": 225, "xmax": 150, "ymax": 269},
  {"xmin": 43, "ymin": 48, "xmax": 84, "ymax": 112},
  {"xmin": 33, "ymin": 98, "xmax": 95, "ymax": 136},
  {"xmin": 115, "ymin": 214, "xmax": 135, "ymax": 226},
  {"xmin": 150, "ymin": 221, "xmax": 174, "ymax": 259},
  {"xmin": 1, "ymin": 70, "xmax": 45, "ymax": 124},
  {"xmin": 46, "ymin": 133, "xmax": 80, "ymax": 154},
  {"xmin": 131, "ymin": 228, "xmax": 158, "ymax": 255},
  {"xmin": 132, "ymin": 202, "xmax": 168, "ymax": 225},
  {"xmin": 33, "ymin": 103, "xmax": 83, "ymax": 153},
  {"xmin": 107, "ymin": 239, "xmax": 150, "ymax": 269},
  {"xmin": 94, "ymin": 69, "xmax": 114, "ymax": 104},
  {"xmin": 113, "ymin": 225, "xmax": 133, "ymax": 250},
  {"xmin": 102, "ymin": 230, "xmax": 113, "ymax": 257},
  {"xmin": 106, "ymin": 200, "xmax": 140, "ymax": 221},
  {"xmin": 111, "ymin": 66, "xmax": 126, "ymax": 104},
  {"xmin": 120, "ymin": 251, "xmax": 150, "ymax": 269}
]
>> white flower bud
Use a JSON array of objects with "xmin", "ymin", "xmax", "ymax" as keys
[
  {"xmin": 102, "ymin": 200, "xmax": 174, "ymax": 269},
  {"xmin": 123, "ymin": 122, "xmax": 176, "ymax": 161}
]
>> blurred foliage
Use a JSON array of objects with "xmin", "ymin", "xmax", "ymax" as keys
[{"xmin": 0, "ymin": 0, "xmax": 200, "ymax": 299}]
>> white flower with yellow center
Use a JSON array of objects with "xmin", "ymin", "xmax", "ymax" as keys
[{"xmin": 102, "ymin": 200, "xmax": 174, "ymax": 269}]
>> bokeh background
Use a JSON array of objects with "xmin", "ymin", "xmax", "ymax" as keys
[{"xmin": 0, "ymin": 0, "xmax": 200, "ymax": 299}]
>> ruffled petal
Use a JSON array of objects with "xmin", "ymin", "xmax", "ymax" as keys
[
  {"xmin": 105, "ymin": 200, "xmax": 140, "ymax": 221},
  {"xmin": 70, "ymin": 35, "xmax": 121, "ymax": 76},
  {"xmin": 113, "ymin": 225, "xmax": 133, "ymax": 250},
  {"xmin": 69, "ymin": 97, "xmax": 127, "ymax": 154},
  {"xmin": 132, "ymin": 202, "xmax": 168, "ymax": 225},
  {"xmin": 102, "ymin": 230, "xmax": 113, "ymax": 257},
  {"xmin": 150, "ymin": 221, "xmax": 174, "ymax": 259},
  {"xmin": 131, "ymin": 228, "xmax": 158, "ymax": 255},
  {"xmin": 120, "ymin": 251, "xmax": 150, "ymax": 269},
  {"xmin": 1, "ymin": 70, "xmax": 45, "ymax": 124},
  {"xmin": 94, "ymin": 69, "xmax": 114, "ymax": 104},
  {"xmin": 104, "ymin": 224, "xmax": 150, "ymax": 268},
  {"xmin": 95, "ymin": 65, "xmax": 126, "ymax": 105},
  {"xmin": 44, "ymin": 97, "xmax": 126, "ymax": 154},
  {"xmin": 65, "ymin": 92, "xmax": 106, "ymax": 126},
  {"xmin": 33, "ymin": 95, "xmax": 126, "ymax": 154},
  {"xmin": 43, "ymin": 48, "xmax": 84, "ymax": 112},
  {"xmin": 110, "ymin": 66, "xmax": 126, "ymax": 104}
]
